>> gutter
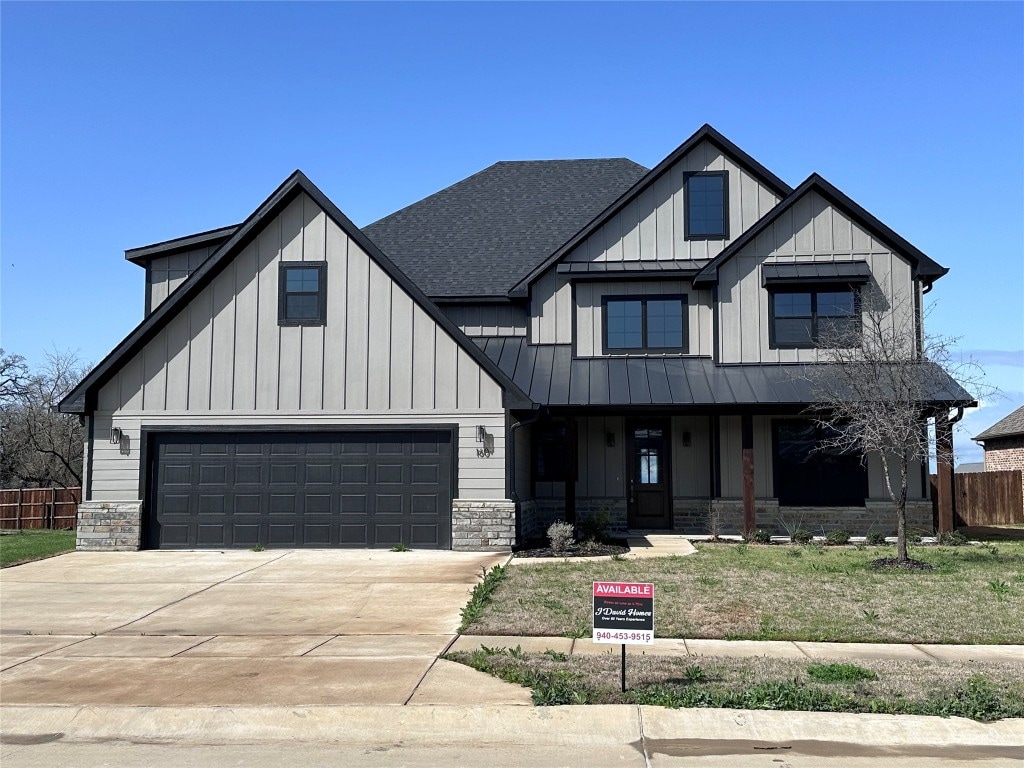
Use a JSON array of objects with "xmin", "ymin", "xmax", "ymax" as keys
[{"xmin": 508, "ymin": 408, "xmax": 543, "ymax": 546}]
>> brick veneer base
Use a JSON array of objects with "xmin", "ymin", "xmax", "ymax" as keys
[
  {"xmin": 77, "ymin": 501, "xmax": 143, "ymax": 551},
  {"xmin": 451, "ymin": 499, "xmax": 516, "ymax": 551}
]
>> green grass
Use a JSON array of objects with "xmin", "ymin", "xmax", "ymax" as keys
[
  {"xmin": 445, "ymin": 649, "xmax": 1024, "ymax": 721},
  {"xmin": 0, "ymin": 530, "xmax": 76, "ymax": 567},
  {"xmin": 462, "ymin": 542, "xmax": 1024, "ymax": 644}
]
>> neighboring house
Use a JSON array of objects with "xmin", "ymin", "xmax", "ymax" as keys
[
  {"xmin": 973, "ymin": 405, "xmax": 1024, "ymax": 497},
  {"xmin": 60, "ymin": 125, "xmax": 972, "ymax": 551},
  {"xmin": 955, "ymin": 462, "xmax": 985, "ymax": 474}
]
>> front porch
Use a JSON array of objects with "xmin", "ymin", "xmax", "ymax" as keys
[{"xmin": 513, "ymin": 411, "xmax": 942, "ymax": 542}]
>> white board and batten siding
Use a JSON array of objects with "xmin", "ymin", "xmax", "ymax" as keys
[
  {"xmin": 146, "ymin": 246, "xmax": 217, "ymax": 313},
  {"xmin": 531, "ymin": 139, "xmax": 781, "ymax": 348},
  {"xmin": 717, "ymin": 190, "xmax": 918, "ymax": 364},
  {"xmin": 91, "ymin": 192, "xmax": 507, "ymax": 502},
  {"xmin": 574, "ymin": 281, "xmax": 713, "ymax": 358}
]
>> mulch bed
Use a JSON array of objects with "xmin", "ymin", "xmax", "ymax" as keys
[{"xmin": 512, "ymin": 539, "xmax": 630, "ymax": 559}]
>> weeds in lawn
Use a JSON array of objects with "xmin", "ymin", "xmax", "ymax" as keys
[
  {"xmin": 806, "ymin": 663, "xmax": 877, "ymax": 684},
  {"xmin": 988, "ymin": 580, "xmax": 1011, "ymax": 601},
  {"xmin": 543, "ymin": 649, "xmax": 569, "ymax": 662},
  {"xmin": 787, "ymin": 548, "xmax": 803, "ymax": 558},
  {"xmin": 459, "ymin": 565, "xmax": 507, "ymax": 632},
  {"xmin": 696, "ymin": 574, "xmax": 721, "ymax": 587},
  {"xmin": 250, "ymin": 544, "xmax": 265, "ymax": 552},
  {"xmin": 390, "ymin": 543, "xmax": 410, "ymax": 552},
  {"xmin": 862, "ymin": 608, "xmax": 880, "ymax": 623}
]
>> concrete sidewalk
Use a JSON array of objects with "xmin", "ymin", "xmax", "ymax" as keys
[
  {"xmin": 452, "ymin": 635, "xmax": 1024, "ymax": 663},
  {"xmin": 2, "ymin": 704, "xmax": 1021, "ymax": 767}
]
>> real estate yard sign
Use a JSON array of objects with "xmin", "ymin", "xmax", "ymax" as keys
[{"xmin": 592, "ymin": 581, "xmax": 654, "ymax": 645}]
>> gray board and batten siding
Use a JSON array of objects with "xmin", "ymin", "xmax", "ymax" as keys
[
  {"xmin": 713, "ymin": 189, "xmax": 921, "ymax": 364},
  {"xmin": 88, "ymin": 191, "xmax": 508, "ymax": 503},
  {"xmin": 440, "ymin": 304, "xmax": 528, "ymax": 337},
  {"xmin": 529, "ymin": 138, "xmax": 782, "ymax": 346}
]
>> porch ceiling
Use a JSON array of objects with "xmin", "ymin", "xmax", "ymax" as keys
[{"xmin": 474, "ymin": 337, "xmax": 974, "ymax": 409}]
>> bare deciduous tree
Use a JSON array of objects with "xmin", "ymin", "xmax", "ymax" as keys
[
  {"xmin": 803, "ymin": 288, "xmax": 982, "ymax": 565},
  {"xmin": 0, "ymin": 348, "xmax": 89, "ymax": 491}
]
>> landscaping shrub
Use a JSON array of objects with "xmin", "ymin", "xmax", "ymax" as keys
[
  {"xmin": 791, "ymin": 528, "xmax": 814, "ymax": 545},
  {"xmin": 746, "ymin": 529, "xmax": 771, "ymax": 544},
  {"xmin": 577, "ymin": 510, "xmax": 611, "ymax": 544},
  {"xmin": 547, "ymin": 521, "xmax": 575, "ymax": 553},
  {"xmin": 939, "ymin": 531, "xmax": 969, "ymax": 547},
  {"xmin": 825, "ymin": 530, "xmax": 851, "ymax": 546},
  {"xmin": 865, "ymin": 531, "xmax": 888, "ymax": 546}
]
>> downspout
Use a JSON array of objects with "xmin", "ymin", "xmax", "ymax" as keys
[{"xmin": 509, "ymin": 408, "xmax": 543, "ymax": 546}]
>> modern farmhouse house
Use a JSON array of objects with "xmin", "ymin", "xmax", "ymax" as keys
[{"xmin": 60, "ymin": 125, "xmax": 972, "ymax": 551}]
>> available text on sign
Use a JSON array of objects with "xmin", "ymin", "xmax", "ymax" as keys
[{"xmin": 592, "ymin": 581, "xmax": 655, "ymax": 645}]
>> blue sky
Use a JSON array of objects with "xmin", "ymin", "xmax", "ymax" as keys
[{"xmin": 2, "ymin": 1, "xmax": 1021, "ymax": 461}]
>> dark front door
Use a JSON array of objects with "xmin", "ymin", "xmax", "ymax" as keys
[{"xmin": 626, "ymin": 418, "xmax": 672, "ymax": 529}]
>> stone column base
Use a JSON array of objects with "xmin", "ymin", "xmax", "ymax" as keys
[
  {"xmin": 451, "ymin": 499, "xmax": 515, "ymax": 551},
  {"xmin": 77, "ymin": 501, "xmax": 143, "ymax": 551}
]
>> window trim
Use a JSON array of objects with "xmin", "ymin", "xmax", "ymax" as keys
[
  {"xmin": 768, "ymin": 284, "xmax": 861, "ymax": 350},
  {"xmin": 601, "ymin": 294, "xmax": 689, "ymax": 355},
  {"xmin": 278, "ymin": 262, "xmax": 327, "ymax": 327},
  {"xmin": 684, "ymin": 170, "xmax": 729, "ymax": 241}
]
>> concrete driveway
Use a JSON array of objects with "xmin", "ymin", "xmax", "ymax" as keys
[{"xmin": 0, "ymin": 549, "xmax": 529, "ymax": 707}]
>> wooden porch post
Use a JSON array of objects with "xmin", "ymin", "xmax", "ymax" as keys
[
  {"xmin": 935, "ymin": 412, "xmax": 955, "ymax": 534},
  {"xmin": 741, "ymin": 414, "xmax": 755, "ymax": 537}
]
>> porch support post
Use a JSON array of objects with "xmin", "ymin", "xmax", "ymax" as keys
[
  {"xmin": 741, "ymin": 414, "xmax": 755, "ymax": 537},
  {"xmin": 565, "ymin": 417, "xmax": 577, "ymax": 525},
  {"xmin": 935, "ymin": 412, "xmax": 955, "ymax": 534}
]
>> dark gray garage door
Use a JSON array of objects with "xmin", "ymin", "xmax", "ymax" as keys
[{"xmin": 147, "ymin": 431, "xmax": 453, "ymax": 549}]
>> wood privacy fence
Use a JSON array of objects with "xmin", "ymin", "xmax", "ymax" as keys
[
  {"xmin": 0, "ymin": 487, "xmax": 80, "ymax": 530},
  {"xmin": 931, "ymin": 471, "xmax": 1024, "ymax": 527}
]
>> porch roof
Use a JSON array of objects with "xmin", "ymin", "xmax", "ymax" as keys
[{"xmin": 474, "ymin": 337, "xmax": 974, "ymax": 409}]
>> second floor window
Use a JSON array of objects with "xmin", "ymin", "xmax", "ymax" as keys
[
  {"xmin": 604, "ymin": 296, "xmax": 687, "ymax": 353},
  {"xmin": 684, "ymin": 171, "xmax": 728, "ymax": 240},
  {"xmin": 279, "ymin": 263, "xmax": 327, "ymax": 326},
  {"xmin": 769, "ymin": 287, "xmax": 859, "ymax": 349}
]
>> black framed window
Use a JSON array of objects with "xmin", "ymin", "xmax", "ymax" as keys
[
  {"xmin": 279, "ymin": 263, "xmax": 327, "ymax": 326},
  {"xmin": 684, "ymin": 171, "xmax": 728, "ymax": 240},
  {"xmin": 772, "ymin": 420, "xmax": 867, "ymax": 507},
  {"xmin": 603, "ymin": 295, "xmax": 687, "ymax": 353},
  {"xmin": 769, "ymin": 287, "xmax": 859, "ymax": 349},
  {"xmin": 534, "ymin": 423, "xmax": 571, "ymax": 482}
]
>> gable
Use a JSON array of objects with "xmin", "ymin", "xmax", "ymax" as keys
[
  {"xmin": 563, "ymin": 138, "xmax": 783, "ymax": 266},
  {"xmin": 694, "ymin": 174, "xmax": 948, "ymax": 287},
  {"xmin": 62, "ymin": 173, "xmax": 531, "ymax": 413},
  {"xmin": 510, "ymin": 124, "xmax": 793, "ymax": 297}
]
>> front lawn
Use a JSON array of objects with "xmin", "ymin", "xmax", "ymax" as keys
[
  {"xmin": 0, "ymin": 530, "xmax": 76, "ymax": 567},
  {"xmin": 446, "ymin": 647, "xmax": 1024, "ymax": 721},
  {"xmin": 465, "ymin": 542, "xmax": 1024, "ymax": 644}
]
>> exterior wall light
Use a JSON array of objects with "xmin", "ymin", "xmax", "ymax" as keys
[
  {"xmin": 476, "ymin": 426, "xmax": 494, "ymax": 458},
  {"xmin": 110, "ymin": 427, "xmax": 122, "ymax": 445}
]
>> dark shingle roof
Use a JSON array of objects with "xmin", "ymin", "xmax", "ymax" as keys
[
  {"xmin": 974, "ymin": 405, "xmax": 1024, "ymax": 441},
  {"xmin": 362, "ymin": 159, "xmax": 649, "ymax": 298}
]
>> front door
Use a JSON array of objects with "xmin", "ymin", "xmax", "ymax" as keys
[{"xmin": 626, "ymin": 418, "xmax": 672, "ymax": 529}]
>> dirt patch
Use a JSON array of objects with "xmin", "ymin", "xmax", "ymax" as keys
[
  {"xmin": 684, "ymin": 600, "xmax": 759, "ymax": 637},
  {"xmin": 513, "ymin": 541, "xmax": 629, "ymax": 559}
]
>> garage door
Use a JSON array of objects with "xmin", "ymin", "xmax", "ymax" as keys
[{"xmin": 147, "ymin": 431, "xmax": 453, "ymax": 549}]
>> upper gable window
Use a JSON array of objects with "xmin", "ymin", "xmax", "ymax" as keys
[
  {"xmin": 769, "ymin": 287, "xmax": 859, "ymax": 349},
  {"xmin": 279, "ymin": 263, "xmax": 327, "ymax": 326},
  {"xmin": 684, "ymin": 171, "xmax": 728, "ymax": 240},
  {"xmin": 604, "ymin": 296, "xmax": 688, "ymax": 353}
]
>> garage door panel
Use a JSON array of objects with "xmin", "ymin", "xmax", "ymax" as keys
[{"xmin": 150, "ymin": 431, "xmax": 452, "ymax": 549}]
